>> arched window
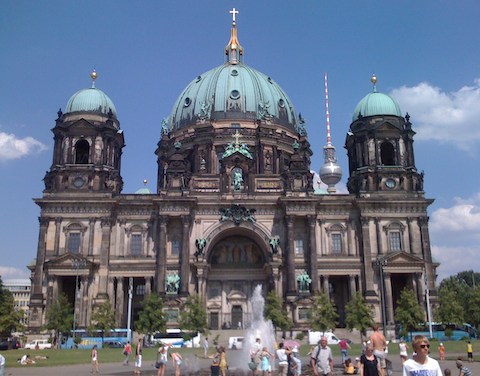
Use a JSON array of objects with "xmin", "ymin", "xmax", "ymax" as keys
[
  {"xmin": 380, "ymin": 142, "xmax": 395, "ymax": 166},
  {"xmin": 64, "ymin": 223, "xmax": 85, "ymax": 254},
  {"xmin": 75, "ymin": 139, "xmax": 90, "ymax": 164}
]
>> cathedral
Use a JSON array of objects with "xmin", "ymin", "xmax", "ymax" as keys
[{"xmin": 28, "ymin": 12, "xmax": 438, "ymax": 334}]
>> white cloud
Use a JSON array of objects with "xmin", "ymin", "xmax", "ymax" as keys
[
  {"xmin": 0, "ymin": 265, "xmax": 30, "ymax": 280},
  {"xmin": 432, "ymin": 245, "xmax": 480, "ymax": 282},
  {"xmin": 429, "ymin": 193, "xmax": 480, "ymax": 241},
  {"xmin": 0, "ymin": 131, "xmax": 48, "ymax": 162},
  {"xmin": 390, "ymin": 79, "xmax": 480, "ymax": 152}
]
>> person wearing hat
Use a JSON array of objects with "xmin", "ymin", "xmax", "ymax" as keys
[
  {"xmin": 402, "ymin": 335, "xmax": 442, "ymax": 375},
  {"xmin": 455, "ymin": 358, "xmax": 472, "ymax": 376}
]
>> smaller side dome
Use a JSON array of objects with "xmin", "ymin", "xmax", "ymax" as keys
[
  {"xmin": 352, "ymin": 75, "xmax": 401, "ymax": 121},
  {"xmin": 65, "ymin": 88, "xmax": 117, "ymax": 117},
  {"xmin": 65, "ymin": 71, "xmax": 117, "ymax": 118}
]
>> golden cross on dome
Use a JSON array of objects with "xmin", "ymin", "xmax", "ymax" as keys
[
  {"xmin": 229, "ymin": 7, "xmax": 239, "ymax": 23},
  {"xmin": 233, "ymin": 130, "xmax": 241, "ymax": 146}
]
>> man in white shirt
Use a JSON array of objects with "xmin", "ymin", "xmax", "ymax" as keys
[
  {"xmin": 276, "ymin": 342, "xmax": 290, "ymax": 376},
  {"xmin": 311, "ymin": 336, "xmax": 334, "ymax": 376}
]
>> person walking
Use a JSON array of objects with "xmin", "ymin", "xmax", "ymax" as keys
[
  {"xmin": 360, "ymin": 343, "xmax": 381, "ymax": 376},
  {"xmin": 219, "ymin": 346, "xmax": 228, "ymax": 376},
  {"xmin": 134, "ymin": 338, "xmax": 142, "ymax": 375},
  {"xmin": 369, "ymin": 325, "xmax": 387, "ymax": 376},
  {"xmin": 91, "ymin": 344, "xmax": 99, "ymax": 374},
  {"xmin": 311, "ymin": 336, "xmax": 334, "ymax": 376},
  {"xmin": 339, "ymin": 338, "xmax": 352, "ymax": 365},
  {"xmin": 402, "ymin": 335, "xmax": 443, "ymax": 376},
  {"xmin": 123, "ymin": 341, "xmax": 132, "ymax": 366}
]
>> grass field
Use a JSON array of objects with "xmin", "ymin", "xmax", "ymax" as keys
[{"xmin": 1, "ymin": 340, "xmax": 477, "ymax": 368}]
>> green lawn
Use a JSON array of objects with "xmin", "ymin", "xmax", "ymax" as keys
[{"xmin": 1, "ymin": 340, "xmax": 478, "ymax": 368}]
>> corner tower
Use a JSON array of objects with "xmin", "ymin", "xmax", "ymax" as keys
[
  {"xmin": 345, "ymin": 75, "xmax": 423, "ymax": 195},
  {"xmin": 43, "ymin": 71, "xmax": 125, "ymax": 194}
]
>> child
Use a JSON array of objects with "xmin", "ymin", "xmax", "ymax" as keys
[
  {"xmin": 171, "ymin": 352, "xmax": 182, "ymax": 376},
  {"xmin": 438, "ymin": 343, "xmax": 445, "ymax": 361}
]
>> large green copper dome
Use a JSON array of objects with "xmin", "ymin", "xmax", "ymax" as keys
[
  {"xmin": 352, "ymin": 76, "xmax": 402, "ymax": 121},
  {"xmin": 169, "ymin": 22, "xmax": 297, "ymax": 131}
]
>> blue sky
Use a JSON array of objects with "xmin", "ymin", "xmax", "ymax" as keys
[{"xmin": 1, "ymin": 1, "xmax": 479, "ymax": 283}]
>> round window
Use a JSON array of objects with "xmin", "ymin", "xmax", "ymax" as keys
[
  {"xmin": 231, "ymin": 69, "xmax": 239, "ymax": 76},
  {"xmin": 230, "ymin": 90, "xmax": 241, "ymax": 100},
  {"xmin": 385, "ymin": 178, "xmax": 396, "ymax": 189},
  {"xmin": 184, "ymin": 97, "xmax": 191, "ymax": 107}
]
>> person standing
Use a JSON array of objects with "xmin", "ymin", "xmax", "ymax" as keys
[
  {"xmin": 339, "ymin": 338, "xmax": 352, "ymax": 365},
  {"xmin": 466, "ymin": 341, "xmax": 473, "ymax": 363},
  {"xmin": 311, "ymin": 336, "xmax": 334, "ymax": 376},
  {"xmin": 134, "ymin": 338, "xmax": 142, "ymax": 375},
  {"xmin": 402, "ymin": 335, "xmax": 443, "ymax": 376},
  {"xmin": 455, "ymin": 359, "xmax": 472, "ymax": 376},
  {"xmin": 369, "ymin": 325, "xmax": 387, "ymax": 375},
  {"xmin": 203, "ymin": 337, "xmax": 209, "ymax": 358},
  {"xmin": 399, "ymin": 339, "xmax": 409, "ymax": 363},
  {"xmin": 360, "ymin": 343, "xmax": 381, "ymax": 376},
  {"xmin": 260, "ymin": 347, "xmax": 274, "ymax": 376},
  {"xmin": 218, "ymin": 346, "xmax": 228, "ymax": 376},
  {"xmin": 276, "ymin": 342, "xmax": 289, "ymax": 376},
  {"xmin": 157, "ymin": 344, "xmax": 170, "ymax": 376},
  {"xmin": 0, "ymin": 353, "xmax": 5, "ymax": 376},
  {"xmin": 123, "ymin": 341, "xmax": 132, "ymax": 366},
  {"xmin": 91, "ymin": 344, "xmax": 99, "ymax": 374},
  {"xmin": 438, "ymin": 343, "xmax": 445, "ymax": 362}
]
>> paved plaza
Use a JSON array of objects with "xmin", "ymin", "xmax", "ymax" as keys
[{"xmin": 4, "ymin": 351, "xmax": 479, "ymax": 376}]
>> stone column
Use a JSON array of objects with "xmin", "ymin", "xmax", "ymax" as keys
[
  {"xmin": 30, "ymin": 217, "xmax": 50, "ymax": 328},
  {"xmin": 286, "ymin": 216, "xmax": 296, "ymax": 294},
  {"xmin": 415, "ymin": 273, "xmax": 426, "ymax": 309},
  {"xmin": 180, "ymin": 216, "xmax": 191, "ymax": 295},
  {"xmin": 80, "ymin": 277, "xmax": 88, "ymax": 327},
  {"xmin": 88, "ymin": 218, "xmax": 95, "ymax": 256},
  {"xmin": 349, "ymin": 275, "xmax": 356, "ymax": 298},
  {"xmin": 145, "ymin": 277, "xmax": 152, "ymax": 295},
  {"xmin": 107, "ymin": 277, "xmax": 115, "ymax": 303},
  {"xmin": 360, "ymin": 217, "xmax": 376, "ymax": 294},
  {"xmin": 156, "ymin": 217, "xmax": 167, "ymax": 294},
  {"xmin": 418, "ymin": 217, "xmax": 433, "ymax": 262},
  {"xmin": 116, "ymin": 278, "xmax": 124, "ymax": 325},
  {"xmin": 384, "ymin": 272, "xmax": 394, "ymax": 324},
  {"xmin": 375, "ymin": 218, "xmax": 383, "ymax": 255},
  {"xmin": 323, "ymin": 275, "xmax": 330, "ymax": 297},
  {"xmin": 54, "ymin": 217, "xmax": 61, "ymax": 256},
  {"xmin": 97, "ymin": 217, "xmax": 112, "ymax": 298},
  {"xmin": 308, "ymin": 216, "xmax": 319, "ymax": 292},
  {"xmin": 318, "ymin": 219, "xmax": 325, "ymax": 256},
  {"xmin": 347, "ymin": 220, "xmax": 355, "ymax": 256}
]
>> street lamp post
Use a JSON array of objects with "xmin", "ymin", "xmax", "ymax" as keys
[
  {"xmin": 376, "ymin": 257, "xmax": 388, "ymax": 333},
  {"xmin": 72, "ymin": 259, "xmax": 86, "ymax": 341}
]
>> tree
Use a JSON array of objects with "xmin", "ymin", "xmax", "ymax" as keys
[
  {"xmin": 394, "ymin": 288, "xmax": 424, "ymax": 340},
  {"xmin": 436, "ymin": 287, "xmax": 464, "ymax": 329},
  {"xmin": 264, "ymin": 290, "xmax": 292, "ymax": 333},
  {"xmin": 309, "ymin": 292, "xmax": 338, "ymax": 333},
  {"xmin": 135, "ymin": 293, "xmax": 167, "ymax": 336},
  {"xmin": 345, "ymin": 292, "xmax": 373, "ymax": 343},
  {"xmin": 179, "ymin": 294, "xmax": 208, "ymax": 346},
  {"xmin": 90, "ymin": 300, "xmax": 116, "ymax": 344},
  {"xmin": 45, "ymin": 293, "xmax": 73, "ymax": 347},
  {"xmin": 0, "ymin": 277, "xmax": 25, "ymax": 336}
]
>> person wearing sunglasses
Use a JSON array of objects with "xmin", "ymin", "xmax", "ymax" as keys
[{"xmin": 403, "ymin": 335, "xmax": 443, "ymax": 376}]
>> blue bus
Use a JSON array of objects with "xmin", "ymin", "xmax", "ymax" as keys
[
  {"xmin": 407, "ymin": 323, "xmax": 477, "ymax": 341},
  {"xmin": 61, "ymin": 328, "xmax": 130, "ymax": 349}
]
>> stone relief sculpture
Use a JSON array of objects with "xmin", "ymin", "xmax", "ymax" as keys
[{"xmin": 233, "ymin": 169, "xmax": 243, "ymax": 191}]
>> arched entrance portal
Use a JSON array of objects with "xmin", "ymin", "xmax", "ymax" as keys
[{"xmin": 206, "ymin": 235, "xmax": 269, "ymax": 330}]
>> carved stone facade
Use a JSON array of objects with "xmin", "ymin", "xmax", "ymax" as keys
[{"xmin": 28, "ymin": 21, "xmax": 439, "ymax": 334}]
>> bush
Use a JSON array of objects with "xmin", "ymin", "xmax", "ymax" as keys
[{"xmin": 295, "ymin": 332, "xmax": 305, "ymax": 341}]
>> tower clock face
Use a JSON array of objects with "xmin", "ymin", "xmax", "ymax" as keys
[
  {"xmin": 73, "ymin": 177, "xmax": 85, "ymax": 188},
  {"xmin": 385, "ymin": 178, "xmax": 396, "ymax": 189}
]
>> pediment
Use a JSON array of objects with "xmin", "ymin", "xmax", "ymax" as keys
[
  {"xmin": 68, "ymin": 118, "xmax": 97, "ymax": 130},
  {"xmin": 375, "ymin": 121, "xmax": 401, "ymax": 133},
  {"xmin": 44, "ymin": 253, "xmax": 96, "ymax": 274},
  {"xmin": 379, "ymin": 251, "xmax": 425, "ymax": 266},
  {"xmin": 227, "ymin": 290, "xmax": 247, "ymax": 301}
]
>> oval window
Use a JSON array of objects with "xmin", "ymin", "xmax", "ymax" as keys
[
  {"xmin": 184, "ymin": 97, "xmax": 191, "ymax": 107},
  {"xmin": 231, "ymin": 69, "xmax": 239, "ymax": 76},
  {"xmin": 230, "ymin": 90, "xmax": 241, "ymax": 100},
  {"xmin": 278, "ymin": 99, "xmax": 285, "ymax": 108}
]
